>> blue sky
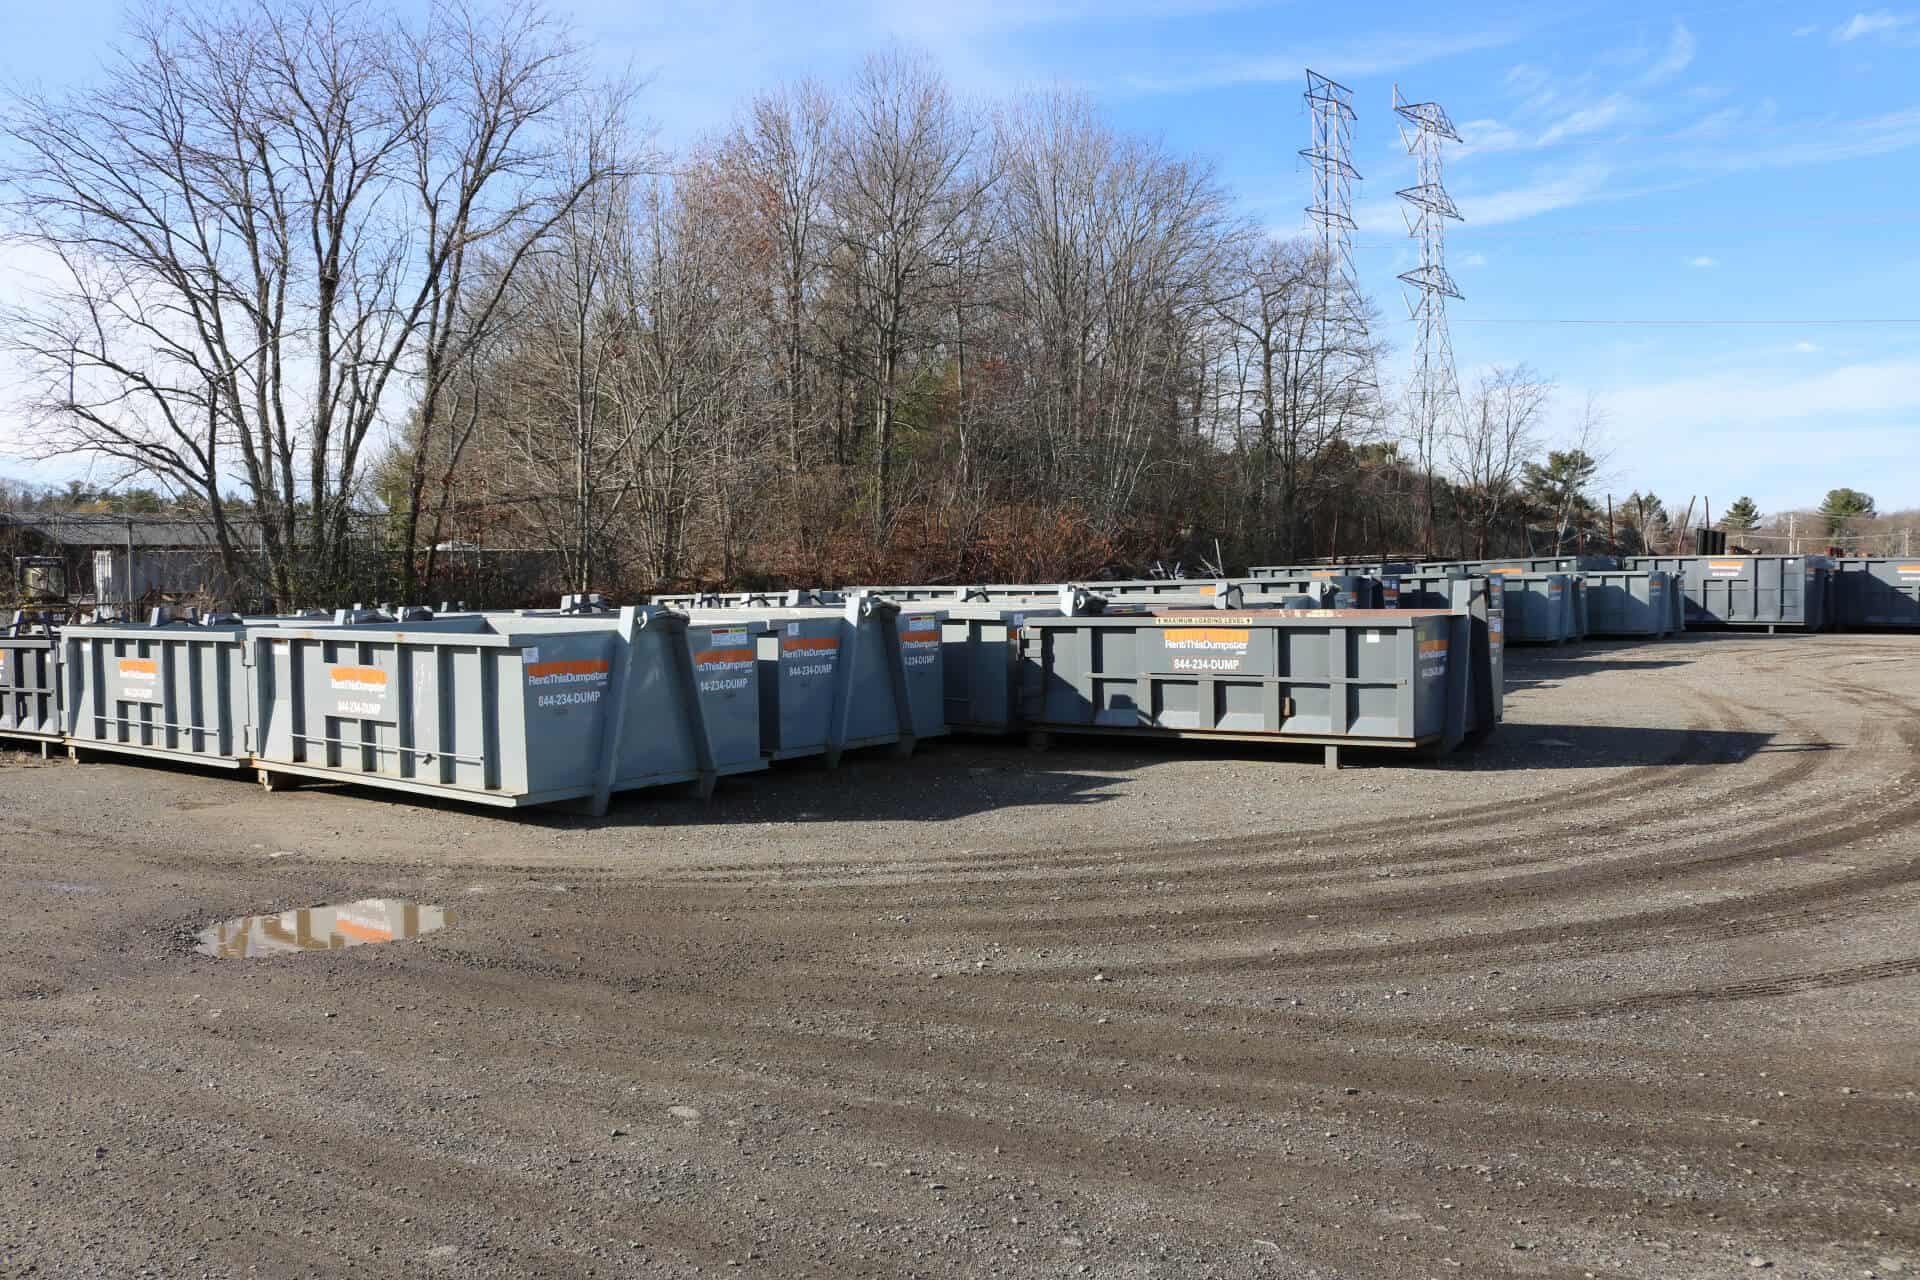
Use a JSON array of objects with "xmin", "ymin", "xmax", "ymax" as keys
[{"xmin": 4, "ymin": 0, "xmax": 1918, "ymax": 518}]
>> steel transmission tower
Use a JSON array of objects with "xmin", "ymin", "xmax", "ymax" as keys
[
  {"xmin": 1305, "ymin": 69, "xmax": 1367, "ymax": 378},
  {"xmin": 1392, "ymin": 85, "xmax": 1464, "ymax": 483}
]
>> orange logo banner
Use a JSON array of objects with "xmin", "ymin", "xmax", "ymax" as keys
[
  {"xmin": 696, "ymin": 647, "xmax": 755, "ymax": 666},
  {"xmin": 526, "ymin": 659, "xmax": 608, "ymax": 679}
]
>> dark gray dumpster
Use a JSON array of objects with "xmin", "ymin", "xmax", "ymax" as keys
[
  {"xmin": 1018, "ymin": 606, "xmax": 1483, "ymax": 768},
  {"xmin": 1625, "ymin": 555, "xmax": 1832, "ymax": 631},
  {"xmin": 1484, "ymin": 573, "xmax": 1573, "ymax": 643},
  {"xmin": 1581, "ymin": 571, "xmax": 1674, "ymax": 638},
  {"xmin": 1832, "ymin": 559, "xmax": 1920, "ymax": 630}
]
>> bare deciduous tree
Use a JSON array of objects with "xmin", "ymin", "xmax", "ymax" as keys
[
  {"xmin": 827, "ymin": 49, "xmax": 992, "ymax": 536},
  {"xmin": 1449, "ymin": 365, "xmax": 1551, "ymax": 558},
  {"xmin": 1, "ymin": 0, "xmax": 622, "ymax": 604}
]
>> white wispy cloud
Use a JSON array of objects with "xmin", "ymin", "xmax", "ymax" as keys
[
  {"xmin": 1639, "ymin": 23, "xmax": 1696, "ymax": 85},
  {"xmin": 1684, "ymin": 105, "xmax": 1920, "ymax": 172},
  {"xmin": 1793, "ymin": 341, "xmax": 1821, "ymax": 353},
  {"xmin": 1793, "ymin": 23, "xmax": 1821, "ymax": 37},
  {"xmin": 1120, "ymin": 26, "xmax": 1521, "ymax": 93},
  {"xmin": 1832, "ymin": 10, "xmax": 1917, "ymax": 42},
  {"xmin": 1536, "ymin": 93, "xmax": 1635, "ymax": 146},
  {"xmin": 1460, "ymin": 252, "xmax": 1489, "ymax": 267},
  {"xmin": 1452, "ymin": 161, "xmax": 1614, "ymax": 226},
  {"xmin": 1687, "ymin": 256, "xmax": 1717, "ymax": 268}
]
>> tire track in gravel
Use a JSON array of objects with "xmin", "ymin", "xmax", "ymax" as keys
[
  {"xmin": 647, "ymin": 654, "xmax": 1744, "ymax": 888},
  {"xmin": 1506, "ymin": 955, "xmax": 1920, "ymax": 1023},
  {"xmin": 655, "ymin": 680, "xmax": 1818, "ymax": 916}
]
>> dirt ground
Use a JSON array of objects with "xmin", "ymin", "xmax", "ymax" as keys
[{"xmin": 1, "ymin": 631, "xmax": 1916, "ymax": 1279}]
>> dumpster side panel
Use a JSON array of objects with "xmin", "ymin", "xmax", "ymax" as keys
[
  {"xmin": 0, "ymin": 635, "xmax": 62, "ymax": 740},
  {"xmin": 63, "ymin": 627, "xmax": 249, "ymax": 766},
  {"xmin": 684, "ymin": 622, "xmax": 765, "ymax": 776},
  {"xmin": 1018, "ymin": 611, "xmax": 1471, "ymax": 754}
]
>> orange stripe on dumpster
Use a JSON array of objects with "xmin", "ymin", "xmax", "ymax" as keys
[
  {"xmin": 118, "ymin": 658, "xmax": 157, "ymax": 677},
  {"xmin": 329, "ymin": 666, "xmax": 388, "ymax": 686},
  {"xmin": 696, "ymin": 647, "xmax": 755, "ymax": 665},
  {"xmin": 1418, "ymin": 639, "xmax": 1449, "ymax": 653},
  {"xmin": 526, "ymin": 659, "xmax": 608, "ymax": 678},
  {"xmin": 781, "ymin": 637, "xmax": 838, "ymax": 653}
]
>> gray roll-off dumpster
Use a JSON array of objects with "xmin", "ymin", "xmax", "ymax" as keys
[
  {"xmin": 1568, "ymin": 576, "xmax": 1590, "ymax": 640},
  {"xmin": 1392, "ymin": 571, "xmax": 1479, "ymax": 610},
  {"xmin": 1017, "ymin": 605, "xmax": 1484, "ymax": 769},
  {"xmin": 62, "ymin": 612, "xmax": 254, "ymax": 770},
  {"xmin": 1420, "ymin": 555, "xmax": 1619, "ymax": 575},
  {"xmin": 1442, "ymin": 577, "xmax": 1503, "ymax": 735},
  {"xmin": 1832, "ymin": 559, "xmax": 1920, "ymax": 630},
  {"xmin": 1624, "ymin": 555, "xmax": 1833, "ymax": 631},
  {"xmin": 1239, "ymin": 575, "xmax": 1382, "ymax": 609},
  {"xmin": 653, "ymin": 589, "xmax": 844, "ymax": 609},
  {"xmin": 684, "ymin": 595, "xmax": 930, "ymax": 765},
  {"xmin": 1248, "ymin": 562, "xmax": 1417, "ymax": 578},
  {"xmin": 249, "ymin": 607, "xmax": 764, "ymax": 813},
  {"xmin": 1479, "ymin": 572, "xmax": 1573, "ymax": 643},
  {"xmin": 909, "ymin": 588, "xmax": 1107, "ymax": 734},
  {"xmin": 0, "ymin": 614, "xmax": 63, "ymax": 749},
  {"xmin": 1580, "ymin": 571, "xmax": 1674, "ymax": 638}
]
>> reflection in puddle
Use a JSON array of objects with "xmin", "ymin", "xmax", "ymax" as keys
[{"xmin": 196, "ymin": 899, "xmax": 453, "ymax": 959}]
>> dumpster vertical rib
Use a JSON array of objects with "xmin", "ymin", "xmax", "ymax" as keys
[
  {"xmin": 877, "ymin": 603, "xmax": 918, "ymax": 758},
  {"xmin": 666, "ymin": 610, "xmax": 719, "ymax": 801},
  {"xmin": 584, "ymin": 608, "xmax": 640, "ymax": 816}
]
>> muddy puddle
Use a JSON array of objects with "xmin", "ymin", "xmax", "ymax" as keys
[{"xmin": 196, "ymin": 899, "xmax": 453, "ymax": 959}]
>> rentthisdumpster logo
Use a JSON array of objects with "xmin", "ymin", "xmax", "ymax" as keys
[
  {"xmin": 1162, "ymin": 627, "xmax": 1250, "ymax": 673},
  {"xmin": 901, "ymin": 619, "xmax": 941, "ymax": 668},
  {"xmin": 327, "ymin": 665, "xmax": 391, "ymax": 719},
  {"xmin": 1418, "ymin": 637, "xmax": 1449, "ymax": 681},
  {"xmin": 116, "ymin": 657, "xmax": 159, "ymax": 701},
  {"xmin": 696, "ymin": 626, "xmax": 754, "ymax": 693},
  {"xmin": 780, "ymin": 633, "xmax": 838, "ymax": 679},
  {"xmin": 528, "ymin": 658, "xmax": 610, "ymax": 709}
]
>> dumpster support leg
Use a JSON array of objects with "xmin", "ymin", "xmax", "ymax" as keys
[{"xmin": 1323, "ymin": 744, "xmax": 1340, "ymax": 771}]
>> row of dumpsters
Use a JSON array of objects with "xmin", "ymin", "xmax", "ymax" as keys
[{"xmin": 0, "ymin": 554, "xmax": 1903, "ymax": 815}]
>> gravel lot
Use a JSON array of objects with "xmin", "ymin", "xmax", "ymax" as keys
[{"xmin": 1, "ymin": 631, "xmax": 1916, "ymax": 1279}]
